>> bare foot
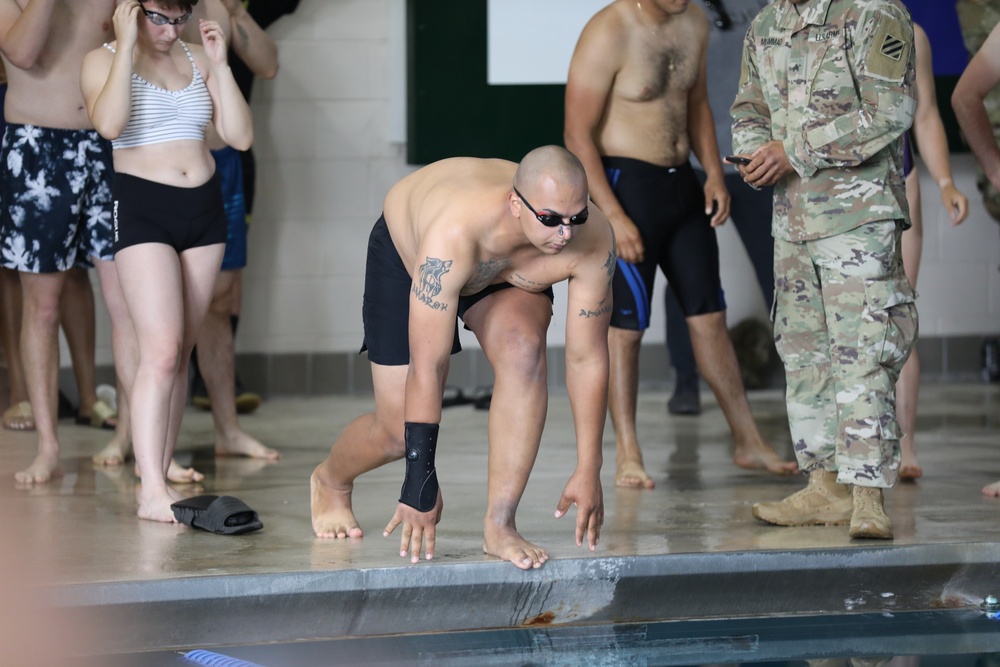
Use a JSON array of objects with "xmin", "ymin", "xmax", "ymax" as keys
[
  {"xmin": 92, "ymin": 437, "xmax": 131, "ymax": 467},
  {"xmin": 2, "ymin": 401, "xmax": 35, "ymax": 431},
  {"xmin": 132, "ymin": 459, "xmax": 205, "ymax": 484},
  {"xmin": 615, "ymin": 458, "xmax": 655, "ymax": 489},
  {"xmin": 135, "ymin": 482, "xmax": 187, "ymax": 523},
  {"xmin": 483, "ymin": 523, "xmax": 549, "ymax": 570},
  {"xmin": 14, "ymin": 452, "xmax": 61, "ymax": 485},
  {"xmin": 983, "ymin": 480, "xmax": 1000, "ymax": 497},
  {"xmin": 136, "ymin": 487, "xmax": 179, "ymax": 523},
  {"xmin": 734, "ymin": 439, "xmax": 798, "ymax": 475},
  {"xmin": 311, "ymin": 465, "xmax": 363, "ymax": 538},
  {"xmin": 216, "ymin": 431, "xmax": 281, "ymax": 461},
  {"xmin": 899, "ymin": 439, "xmax": 922, "ymax": 481},
  {"xmin": 168, "ymin": 459, "xmax": 205, "ymax": 483}
]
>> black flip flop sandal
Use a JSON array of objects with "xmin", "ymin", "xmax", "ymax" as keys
[{"xmin": 171, "ymin": 495, "xmax": 263, "ymax": 535}]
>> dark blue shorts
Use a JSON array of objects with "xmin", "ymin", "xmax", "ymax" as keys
[
  {"xmin": 604, "ymin": 157, "xmax": 726, "ymax": 330},
  {"xmin": 360, "ymin": 215, "xmax": 554, "ymax": 366},
  {"xmin": 212, "ymin": 146, "xmax": 248, "ymax": 271},
  {"xmin": 0, "ymin": 124, "xmax": 114, "ymax": 272}
]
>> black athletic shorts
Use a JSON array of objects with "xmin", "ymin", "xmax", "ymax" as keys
[
  {"xmin": 604, "ymin": 157, "xmax": 726, "ymax": 330},
  {"xmin": 360, "ymin": 215, "xmax": 554, "ymax": 366},
  {"xmin": 112, "ymin": 172, "xmax": 227, "ymax": 255}
]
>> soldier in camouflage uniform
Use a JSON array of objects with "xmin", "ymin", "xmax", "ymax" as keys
[
  {"xmin": 730, "ymin": 0, "xmax": 919, "ymax": 539},
  {"xmin": 956, "ymin": 0, "xmax": 1000, "ymax": 222},
  {"xmin": 952, "ymin": 18, "xmax": 1000, "ymax": 498}
]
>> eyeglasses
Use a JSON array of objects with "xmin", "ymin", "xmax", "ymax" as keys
[
  {"xmin": 141, "ymin": 7, "xmax": 192, "ymax": 26},
  {"xmin": 513, "ymin": 186, "xmax": 588, "ymax": 227}
]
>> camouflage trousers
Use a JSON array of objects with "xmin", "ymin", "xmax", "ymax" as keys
[{"xmin": 772, "ymin": 220, "xmax": 918, "ymax": 488}]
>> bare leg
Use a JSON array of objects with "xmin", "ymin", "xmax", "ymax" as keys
[
  {"xmin": 15, "ymin": 271, "xmax": 69, "ymax": 484},
  {"xmin": 608, "ymin": 326, "xmax": 654, "ymax": 488},
  {"xmin": 687, "ymin": 311, "xmax": 798, "ymax": 475},
  {"xmin": 92, "ymin": 383, "xmax": 132, "ymax": 466},
  {"xmin": 91, "ymin": 260, "xmax": 134, "ymax": 465},
  {"xmin": 115, "ymin": 243, "xmax": 222, "ymax": 522},
  {"xmin": 230, "ymin": 268, "xmax": 242, "ymax": 318},
  {"xmin": 898, "ymin": 170, "xmax": 923, "ymax": 480},
  {"xmin": 60, "ymin": 267, "xmax": 104, "ymax": 424},
  {"xmin": 0, "ymin": 268, "xmax": 32, "ymax": 429},
  {"xmin": 197, "ymin": 269, "xmax": 277, "ymax": 460},
  {"xmin": 89, "ymin": 364, "xmax": 204, "ymax": 482},
  {"xmin": 229, "ymin": 269, "xmax": 261, "ymax": 413},
  {"xmin": 464, "ymin": 289, "xmax": 552, "ymax": 569},
  {"xmin": 162, "ymin": 247, "xmax": 225, "ymax": 477},
  {"xmin": 311, "ymin": 363, "xmax": 408, "ymax": 538}
]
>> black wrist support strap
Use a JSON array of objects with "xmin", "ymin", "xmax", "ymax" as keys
[{"xmin": 399, "ymin": 422, "xmax": 439, "ymax": 512}]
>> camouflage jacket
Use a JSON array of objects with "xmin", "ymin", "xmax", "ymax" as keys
[{"xmin": 731, "ymin": 0, "xmax": 915, "ymax": 242}]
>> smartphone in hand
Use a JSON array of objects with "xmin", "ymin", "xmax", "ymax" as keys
[{"xmin": 725, "ymin": 155, "xmax": 752, "ymax": 165}]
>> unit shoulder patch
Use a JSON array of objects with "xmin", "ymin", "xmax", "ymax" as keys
[{"xmin": 865, "ymin": 12, "xmax": 910, "ymax": 81}]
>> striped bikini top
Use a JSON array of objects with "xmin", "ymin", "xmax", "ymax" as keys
[{"xmin": 102, "ymin": 41, "xmax": 214, "ymax": 150}]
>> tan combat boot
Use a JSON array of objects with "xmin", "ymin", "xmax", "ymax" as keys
[
  {"xmin": 849, "ymin": 486, "xmax": 893, "ymax": 539},
  {"xmin": 752, "ymin": 469, "xmax": 853, "ymax": 526}
]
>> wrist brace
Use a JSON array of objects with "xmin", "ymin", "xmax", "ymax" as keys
[{"xmin": 399, "ymin": 422, "xmax": 439, "ymax": 512}]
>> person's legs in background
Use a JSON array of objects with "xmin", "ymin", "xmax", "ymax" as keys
[
  {"xmin": 726, "ymin": 173, "xmax": 775, "ymax": 315},
  {"xmin": 0, "ymin": 267, "xmax": 32, "ymax": 430},
  {"xmin": 897, "ymin": 168, "xmax": 923, "ymax": 480},
  {"xmin": 61, "ymin": 266, "xmax": 116, "ymax": 429},
  {"xmin": 197, "ymin": 266, "xmax": 278, "ymax": 460},
  {"xmin": 190, "ymin": 146, "xmax": 261, "ymax": 415},
  {"xmin": 232, "ymin": 146, "xmax": 260, "ymax": 412},
  {"xmin": 15, "ymin": 270, "xmax": 69, "ymax": 484},
  {"xmin": 665, "ymin": 172, "xmax": 775, "ymax": 415},
  {"xmin": 664, "ymin": 289, "xmax": 700, "ymax": 415}
]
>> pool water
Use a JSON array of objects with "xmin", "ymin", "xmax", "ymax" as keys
[{"xmin": 97, "ymin": 609, "xmax": 1000, "ymax": 666}]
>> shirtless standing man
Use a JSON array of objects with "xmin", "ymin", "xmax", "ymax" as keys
[
  {"xmin": 565, "ymin": 0, "xmax": 796, "ymax": 489},
  {"xmin": 192, "ymin": 0, "xmax": 278, "ymax": 459},
  {"xmin": 0, "ymin": 0, "xmax": 134, "ymax": 484},
  {"xmin": 311, "ymin": 146, "xmax": 613, "ymax": 569}
]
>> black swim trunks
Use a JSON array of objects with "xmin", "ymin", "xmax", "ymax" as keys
[
  {"xmin": 604, "ymin": 157, "xmax": 726, "ymax": 330},
  {"xmin": 360, "ymin": 215, "xmax": 554, "ymax": 366}
]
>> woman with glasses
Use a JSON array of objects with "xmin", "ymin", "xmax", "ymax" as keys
[{"xmin": 80, "ymin": 0, "xmax": 253, "ymax": 523}]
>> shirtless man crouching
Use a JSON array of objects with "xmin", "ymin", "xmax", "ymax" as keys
[{"xmin": 311, "ymin": 146, "xmax": 614, "ymax": 569}]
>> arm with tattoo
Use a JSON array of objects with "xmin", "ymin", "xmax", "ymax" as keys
[
  {"xmin": 220, "ymin": 0, "xmax": 278, "ymax": 79},
  {"xmin": 412, "ymin": 256, "xmax": 454, "ymax": 311},
  {"xmin": 555, "ymin": 233, "xmax": 613, "ymax": 549}
]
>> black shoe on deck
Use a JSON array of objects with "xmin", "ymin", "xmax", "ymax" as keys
[{"xmin": 667, "ymin": 373, "xmax": 701, "ymax": 416}]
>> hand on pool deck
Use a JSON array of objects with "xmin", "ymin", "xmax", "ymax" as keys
[{"xmin": 384, "ymin": 496, "xmax": 442, "ymax": 564}]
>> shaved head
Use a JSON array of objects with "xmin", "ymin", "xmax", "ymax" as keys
[{"xmin": 514, "ymin": 145, "xmax": 588, "ymax": 195}]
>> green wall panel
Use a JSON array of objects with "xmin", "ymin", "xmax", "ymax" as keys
[{"xmin": 406, "ymin": 0, "xmax": 566, "ymax": 165}]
